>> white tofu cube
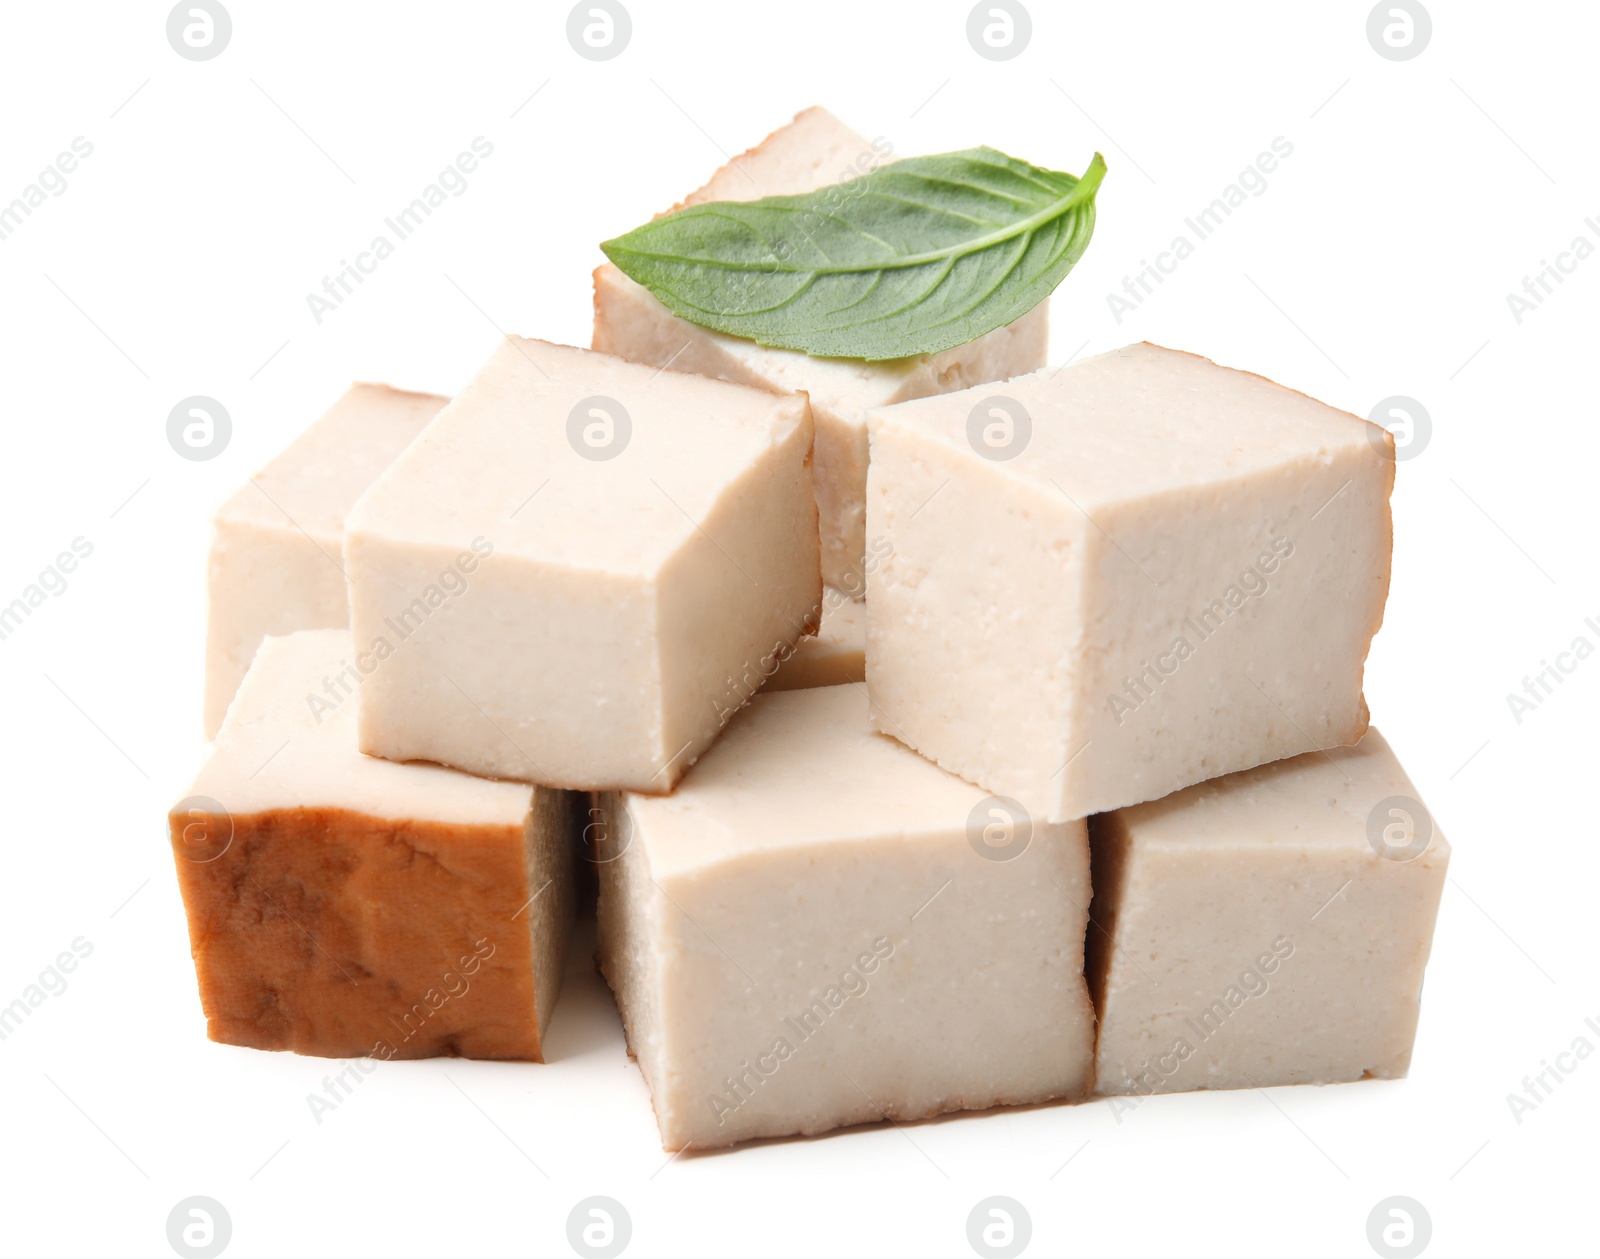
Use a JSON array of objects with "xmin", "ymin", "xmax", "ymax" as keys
[
  {"xmin": 592, "ymin": 106, "xmax": 1049, "ymax": 593},
  {"xmin": 344, "ymin": 338, "xmax": 821, "ymax": 792},
  {"xmin": 1089, "ymin": 729, "xmax": 1449, "ymax": 1095},
  {"xmin": 204, "ymin": 383, "xmax": 447, "ymax": 736},
  {"xmin": 596, "ymin": 684, "xmax": 1096, "ymax": 1151},
  {"xmin": 171, "ymin": 630, "xmax": 576, "ymax": 1061},
  {"xmin": 866, "ymin": 342, "xmax": 1394, "ymax": 821}
]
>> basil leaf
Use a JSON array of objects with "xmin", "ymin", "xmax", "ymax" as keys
[{"xmin": 601, "ymin": 147, "xmax": 1106, "ymax": 361}]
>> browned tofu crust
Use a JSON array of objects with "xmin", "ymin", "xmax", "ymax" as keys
[{"xmin": 169, "ymin": 806, "xmax": 543, "ymax": 1061}]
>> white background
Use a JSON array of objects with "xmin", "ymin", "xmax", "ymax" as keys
[{"xmin": 0, "ymin": 1, "xmax": 1594, "ymax": 1255}]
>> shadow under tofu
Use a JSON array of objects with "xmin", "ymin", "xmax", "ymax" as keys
[{"xmin": 664, "ymin": 1093, "xmax": 1090, "ymax": 1163}]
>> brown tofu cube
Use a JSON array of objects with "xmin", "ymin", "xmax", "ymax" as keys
[{"xmin": 169, "ymin": 629, "xmax": 576, "ymax": 1060}]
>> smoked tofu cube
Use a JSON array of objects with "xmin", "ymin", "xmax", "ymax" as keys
[
  {"xmin": 1088, "ymin": 729, "xmax": 1449, "ymax": 1096},
  {"xmin": 344, "ymin": 338, "xmax": 821, "ymax": 792},
  {"xmin": 592, "ymin": 106, "xmax": 1049, "ymax": 594},
  {"xmin": 767, "ymin": 587, "xmax": 865, "ymax": 691},
  {"xmin": 865, "ymin": 342, "xmax": 1394, "ymax": 821},
  {"xmin": 203, "ymin": 383, "xmax": 447, "ymax": 737},
  {"xmin": 169, "ymin": 630, "xmax": 576, "ymax": 1061},
  {"xmin": 596, "ymin": 684, "xmax": 1096, "ymax": 1151}
]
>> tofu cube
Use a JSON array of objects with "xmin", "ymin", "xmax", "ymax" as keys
[
  {"xmin": 592, "ymin": 106, "xmax": 1049, "ymax": 594},
  {"xmin": 204, "ymin": 383, "xmax": 447, "ymax": 736},
  {"xmin": 596, "ymin": 684, "xmax": 1096, "ymax": 1151},
  {"xmin": 1089, "ymin": 729, "xmax": 1449, "ymax": 1095},
  {"xmin": 767, "ymin": 586, "xmax": 865, "ymax": 691},
  {"xmin": 866, "ymin": 342, "xmax": 1394, "ymax": 821},
  {"xmin": 345, "ymin": 338, "xmax": 821, "ymax": 792},
  {"xmin": 169, "ymin": 630, "xmax": 576, "ymax": 1061}
]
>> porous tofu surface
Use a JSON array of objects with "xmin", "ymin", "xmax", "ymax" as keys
[
  {"xmin": 171, "ymin": 630, "xmax": 575, "ymax": 1062},
  {"xmin": 596, "ymin": 684, "xmax": 1095, "ymax": 1150},
  {"xmin": 1088, "ymin": 728, "xmax": 1449, "ymax": 1095},
  {"xmin": 866, "ymin": 342, "xmax": 1394, "ymax": 821}
]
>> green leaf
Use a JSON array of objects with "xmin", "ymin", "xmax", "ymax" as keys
[{"xmin": 601, "ymin": 148, "xmax": 1107, "ymax": 362}]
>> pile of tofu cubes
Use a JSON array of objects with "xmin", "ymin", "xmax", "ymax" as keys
[{"xmin": 170, "ymin": 108, "xmax": 1448, "ymax": 1151}]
